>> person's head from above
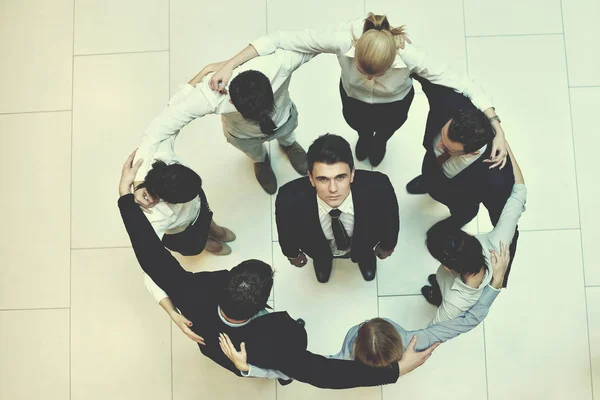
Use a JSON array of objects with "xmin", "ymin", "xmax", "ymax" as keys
[
  {"xmin": 353, "ymin": 13, "xmax": 407, "ymax": 80},
  {"xmin": 307, "ymin": 134, "xmax": 355, "ymax": 208},
  {"xmin": 438, "ymin": 109, "xmax": 495, "ymax": 156},
  {"xmin": 353, "ymin": 318, "xmax": 404, "ymax": 367},
  {"xmin": 229, "ymin": 70, "xmax": 277, "ymax": 135},
  {"xmin": 136, "ymin": 161, "xmax": 202, "ymax": 204},
  {"xmin": 425, "ymin": 220, "xmax": 487, "ymax": 276},
  {"xmin": 218, "ymin": 259, "xmax": 274, "ymax": 322}
]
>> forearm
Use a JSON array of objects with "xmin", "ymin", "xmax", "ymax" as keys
[
  {"xmin": 222, "ymin": 45, "xmax": 259, "ymax": 70},
  {"xmin": 506, "ymin": 144, "xmax": 524, "ymax": 184},
  {"xmin": 188, "ymin": 60, "xmax": 227, "ymax": 86},
  {"xmin": 158, "ymin": 297, "xmax": 179, "ymax": 319}
]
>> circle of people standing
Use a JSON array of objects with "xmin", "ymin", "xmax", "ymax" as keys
[{"xmin": 117, "ymin": 13, "xmax": 526, "ymax": 388}]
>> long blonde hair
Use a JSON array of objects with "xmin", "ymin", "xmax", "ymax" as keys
[{"xmin": 352, "ymin": 13, "xmax": 407, "ymax": 76}]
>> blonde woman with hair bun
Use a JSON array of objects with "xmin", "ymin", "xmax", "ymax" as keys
[{"xmin": 210, "ymin": 13, "xmax": 508, "ymax": 167}]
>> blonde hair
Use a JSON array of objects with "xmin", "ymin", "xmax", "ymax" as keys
[
  {"xmin": 353, "ymin": 318, "xmax": 404, "ymax": 367},
  {"xmin": 352, "ymin": 13, "xmax": 407, "ymax": 76}
]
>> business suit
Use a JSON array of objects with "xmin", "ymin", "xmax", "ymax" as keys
[
  {"xmin": 275, "ymin": 170, "xmax": 399, "ymax": 281},
  {"xmin": 413, "ymin": 75, "xmax": 518, "ymax": 285},
  {"xmin": 118, "ymin": 193, "xmax": 399, "ymax": 388}
]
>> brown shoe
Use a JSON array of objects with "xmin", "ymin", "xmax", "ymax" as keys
[
  {"xmin": 281, "ymin": 142, "xmax": 308, "ymax": 176},
  {"xmin": 254, "ymin": 153, "xmax": 278, "ymax": 194},
  {"xmin": 206, "ymin": 242, "xmax": 232, "ymax": 256},
  {"xmin": 210, "ymin": 226, "xmax": 236, "ymax": 242}
]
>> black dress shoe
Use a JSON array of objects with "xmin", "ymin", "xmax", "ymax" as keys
[
  {"xmin": 313, "ymin": 258, "xmax": 333, "ymax": 283},
  {"xmin": 369, "ymin": 136, "xmax": 387, "ymax": 167},
  {"xmin": 278, "ymin": 378, "xmax": 294, "ymax": 386},
  {"xmin": 358, "ymin": 257, "xmax": 377, "ymax": 281},
  {"xmin": 406, "ymin": 175, "xmax": 428, "ymax": 195},
  {"xmin": 428, "ymin": 274, "xmax": 439, "ymax": 287},
  {"xmin": 355, "ymin": 133, "xmax": 373, "ymax": 161},
  {"xmin": 421, "ymin": 285, "xmax": 442, "ymax": 307},
  {"xmin": 296, "ymin": 318, "xmax": 305, "ymax": 328}
]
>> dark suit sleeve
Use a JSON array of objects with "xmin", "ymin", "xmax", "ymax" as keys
[
  {"xmin": 118, "ymin": 194, "xmax": 193, "ymax": 296},
  {"xmin": 378, "ymin": 174, "xmax": 400, "ymax": 251},
  {"xmin": 275, "ymin": 188, "xmax": 301, "ymax": 258},
  {"xmin": 480, "ymin": 156, "xmax": 515, "ymax": 226}
]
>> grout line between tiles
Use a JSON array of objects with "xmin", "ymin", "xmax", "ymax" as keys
[
  {"xmin": 70, "ymin": 1, "xmax": 75, "ymax": 399},
  {"xmin": 0, "ymin": 307, "xmax": 71, "ymax": 312},
  {"xmin": 0, "ymin": 109, "xmax": 71, "ymax": 116},
  {"xmin": 377, "ymin": 293, "xmax": 422, "ymax": 298},
  {"xmin": 71, "ymin": 245, "xmax": 132, "ymax": 250},
  {"xmin": 518, "ymin": 227, "xmax": 579, "ymax": 233},
  {"xmin": 560, "ymin": 2, "xmax": 594, "ymax": 398},
  {"xmin": 465, "ymin": 32, "xmax": 563, "ymax": 39},
  {"xmin": 74, "ymin": 49, "xmax": 169, "ymax": 58},
  {"xmin": 168, "ymin": 0, "xmax": 173, "ymax": 398},
  {"xmin": 482, "ymin": 321, "xmax": 490, "ymax": 400},
  {"xmin": 570, "ymin": 85, "xmax": 600, "ymax": 89}
]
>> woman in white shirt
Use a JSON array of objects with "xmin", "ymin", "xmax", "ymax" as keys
[{"xmin": 209, "ymin": 13, "xmax": 508, "ymax": 168}]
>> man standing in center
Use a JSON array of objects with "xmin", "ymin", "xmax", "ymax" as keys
[{"xmin": 275, "ymin": 134, "xmax": 399, "ymax": 283}]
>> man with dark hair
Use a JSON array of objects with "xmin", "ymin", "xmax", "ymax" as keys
[
  {"xmin": 406, "ymin": 75, "xmax": 519, "ymax": 286},
  {"xmin": 133, "ymin": 49, "xmax": 316, "ymax": 195},
  {"xmin": 275, "ymin": 134, "xmax": 399, "ymax": 283},
  {"xmin": 118, "ymin": 150, "xmax": 431, "ymax": 388},
  {"xmin": 421, "ymin": 143, "xmax": 526, "ymax": 323}
]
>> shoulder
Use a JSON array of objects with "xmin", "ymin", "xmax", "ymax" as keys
[
  {"xmin": 278, "ymin": 176, "xmax": 313, "ymax": 199},
  {"xmin": 353, "ymin": 170, "xmax": 393, "ymax": 189}
]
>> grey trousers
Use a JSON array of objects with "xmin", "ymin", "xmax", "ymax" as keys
[{"xmin": 222, "ymin": 104, "xmax": 298, "ymax": 162}]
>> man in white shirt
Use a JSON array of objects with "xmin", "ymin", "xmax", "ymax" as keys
[
  {"xmin": 133, "ymin": 49, "xmax": 316, "ymax": 195},
  {"xmin": 275, "ymin": 134, "xmax": 399, "ymax": 283}
]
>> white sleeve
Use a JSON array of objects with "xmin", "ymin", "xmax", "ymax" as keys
[
  {"xmin": 401, "ymin": 43, "xmax": 494, "ymax": 112},
  {"xmin": 488, "ymin": 184, "xmax": 527, "ymax": 246},
  {"xmin": 143, "ymin": 272, "xmax": 169, "ymax": 303},
  {"xmin": 134, "ymin": 84, "xmax": 215, "ymax": 181}
]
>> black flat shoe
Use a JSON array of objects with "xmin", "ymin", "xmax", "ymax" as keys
[
  {"xmin": 355, "ymin": 133, "xmax": 373, "ymax": 161},
  {"xmin": 369, "ymin": 138, "xmax": 387, "ymax": 167},
  {"xmin": 421, "ymin": 285, "xmax": 442, "ymax": 307},
  {"xmin": 313, "ymin": 258, "xmax": 333, "ymax": 283},
  {"xmin": 428, "ymin": 274, "xmax": 439, "ymax": 287},
  {"xmin": 358, "ymin": 257, "xmax": 377, "ymax": 281},
  {"xmin": 406, "ymin": 175, "xmax": 428, "ymax": 195}
]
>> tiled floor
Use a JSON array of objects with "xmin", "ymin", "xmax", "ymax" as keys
[{"xmin": 0, "ymin": 1, "xmax": 598, "ymax": 399}]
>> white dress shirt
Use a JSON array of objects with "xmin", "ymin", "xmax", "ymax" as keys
[
  {"xmin": 317, "ymin": 193, "xmax": 354, "ymax": 256},
  {"xmin": 134, "ymin": 49, "xmax": 315, "ymax": 181},
  {"xmin": 432, "ymin": 133, "xmax": 488, "ymax": 178},
  {"xmin": 250, "ymin": 18, "xmax": 493, "ymax": 109}
]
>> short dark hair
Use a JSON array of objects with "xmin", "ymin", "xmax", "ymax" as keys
[
  {"xmin": 448, "ymin": 109, "xmax": 494, "ymax": 153},
  {"xmin": 219, "ymin": 259, "xmax": 274, "ymax": 321},
  {"xmin": 306, "ymin": 134, "xmax": 355, "ymax": 173},
  {"xmin": 229, "ymin": 70, "xmax": 276, "ymax": 135},
  {"xmin": 425, "ymin": 220, "xmax": 487, "ymax": 275},
  {"xmin": 136, "ymin": 160, "xmax": 202, "ymax": 204}
]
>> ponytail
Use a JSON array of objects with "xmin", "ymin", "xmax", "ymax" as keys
[
  {"xmin": 353, "ymin": 13, "xmax": 407, "ymax": 76},
  {"xmin": 258, "ymin": 112, "xmax": 277, "ymax": 135},
  {"xmin": 138, "ymin": 160, "xmax": 202, "ymax": 204}
]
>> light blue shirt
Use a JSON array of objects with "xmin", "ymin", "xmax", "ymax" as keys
[{"xmin": 244, "ymin": 285, "xmax": 501, "ymax": 379}]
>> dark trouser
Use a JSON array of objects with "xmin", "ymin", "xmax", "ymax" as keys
[
  {"xmin": 339, "ymin": 80, "xmax": 415, "ymax": 143},
  {"xmin": 161, "ymin": 191, "xmax": 214, "ymax": 256}
]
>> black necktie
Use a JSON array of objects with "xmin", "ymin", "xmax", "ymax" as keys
[{"xmin": 329, "ymin": 209, "xmax": 350, "ymax": 251}]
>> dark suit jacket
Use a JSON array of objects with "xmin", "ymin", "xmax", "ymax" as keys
[
  {"xmin": 118, "ymin": 194, "xmax": 399, "ymax": 388},
  {"xmin": 275, "ymin": 170, "xmax": 400, "ymax": 262},
  {"xmin": 414, "ymin": 75, "xmax": 515, "ymax": 226}
]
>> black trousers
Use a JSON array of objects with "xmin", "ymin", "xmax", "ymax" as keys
[
  {"xmin": 339, "ymin": 80, "xmax": 415, "ymax": 142},
  {"xmin": 161, "ymin": 190, "xmax": 214, "ymax": 256}
]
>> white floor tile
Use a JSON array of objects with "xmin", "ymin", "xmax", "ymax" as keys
[
  {"xmin": 170, "ymin": 0, "xmax": 267, "ymax": 94},
  {"xmin": 0, "ymin": 309, "xmax": 69, "ymax": 400},
  {"xmin": 71, "ymin": 52, "xmax": 169, "ymax": 249},
  {"xmin": 484, "ymin": 230, "xmax": 592, "ymax": 400},
  {"xmin": 0, "ymin": 0, "xmax": 73, "ymax": 113},
  {"xmin": 586, "ymin": 287, "xmax": 600, "ymax": 399},
  {"xmin": 71, "ymin": 248, "xmax": 172, "ymax": 400},
  {"xmin": 571, "ymin": 87, "xmax": 600, "ymax": 286},
  {"xmin": 272, "ymin": 243, "xmax": 380, "ymax": 400},
  {"xmin": 172, "ymin": 323, "xmax": 277, "ymax": 400},
  {"xmin": 367, "ymin": 0, "xmax": 468, "ymax": 76},
  {"xmin": 267, "ymin": 0, "xmax": 364, "ymax": 32},
  {"xmin": 375, "ymin": 94, "xmax": 477, "ymax": 296},
  {"xmin": 74, "ymin": 0, "xmax": 168, "ymax": 55},
  {"xmin": 467, "ymin": 35, "xmax": 579, "ymax": 232},
  {"xmin": 563, "ymin": 0, "xmax": 600, "ymax": 87},
  {"xmin": 380, "ymin": 295, "xmax": 487, "ymax": 400},
  {"xmin": 464, "ymin": 0, "xmax": 562, "ymax": 36},
  {"xmin": 0, "ymin": 112, "xmax": 70, "ymax": 309}
]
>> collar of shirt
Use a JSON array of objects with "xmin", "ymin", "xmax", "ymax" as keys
[
  {"xmin": 316, "ymin": 192, "xmax": 354, "ymax": 218},
  {"xmin": 217, "ymin": 306, "xmax": 269, "ymax": 328},
  {"xmin": 343, "ymin": 46, "xmax": 407, "ymax": 69}
]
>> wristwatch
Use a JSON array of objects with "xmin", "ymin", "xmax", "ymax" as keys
[{"xmin": 488, "ymin": 115, "xmax": 501, "ymax": 124}]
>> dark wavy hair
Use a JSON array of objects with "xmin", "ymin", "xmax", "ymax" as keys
[
  {"xmin": 307, "ymin": 133, "xmax": 355, "ymax": 173},
  {"xmin": 219, "ymin": 259, "xmax": 274, "ymax": 321},
  {"xmin": 229, "ymin": 70, "xmax": 277, "ymax": 135},
  {"xmin": 448, "ymin": 109, "xmax": 494, "ymax": 153},
  {"xmin": 425, "ymin": 220, "xmax": 487, "ymax": 275},
  {"xmin": 135, "ymin": 160, "xmax": 202, "ymax": 204}
]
